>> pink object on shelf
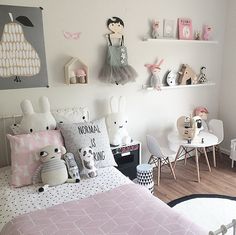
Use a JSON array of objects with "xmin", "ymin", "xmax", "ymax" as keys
[
  {"xmin": 194, "ymin": 106, "xmax": 209, "ymax": 120},
  {"xmin": 178, "ymin": 18, "xmax": 193, "ymax": 40},
  {"xmin": 75, "ymin": 68, "xmax": 86, "ymax": 77},
  {"xmin": 151, "ymin": 20, "xmax": 160, "ymax": 39},
  {"xmin": 203, "ymin": 25, "xmax": 212, "ymax": 40}
]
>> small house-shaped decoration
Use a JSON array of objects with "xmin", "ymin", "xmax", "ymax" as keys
[
  {"xmin": 178, "ymin": 64, "xmax": 197, "ymax": 85},
  {"xmin": 64, "ymin": 57, "xmax": 88, "ymax": 85}
]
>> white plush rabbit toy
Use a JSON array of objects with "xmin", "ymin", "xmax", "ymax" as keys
[
  {"xmin": 11, "ymin": 96, "xmax": 56, "ymax": 134},
  {"xmin": 106, "ymin": 96, "xmax": 132, "ymax": 147}
]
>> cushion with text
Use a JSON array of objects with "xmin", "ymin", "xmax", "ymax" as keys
[{"xmin": 59, "ymin": 118, "xmax": 117, "ymax": 169}]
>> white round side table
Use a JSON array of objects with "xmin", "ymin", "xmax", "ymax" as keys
[
  {"xmin": 136, "ymin": 164, "xmax": 154, "ymax": 194},
  {"xmin": 168, "ymin": 131, "xmax": 218, "ymax": 182}
]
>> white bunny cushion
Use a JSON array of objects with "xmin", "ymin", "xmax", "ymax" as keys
[
  {"xmin": 11, "ymin": 96, "xmax": 56, "ymax": 134},
  {"xmin": 106, "ymin": 96, "xmax": 132, "ymax": 146}
]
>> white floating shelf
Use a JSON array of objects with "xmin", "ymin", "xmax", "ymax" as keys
[
  {"xmin": 142, "ymin": 82, "xmax": 215, "ymax": 90},
  {"xmin": 142, "ymin": 38, "xmax": 218, "ymax": 44}
]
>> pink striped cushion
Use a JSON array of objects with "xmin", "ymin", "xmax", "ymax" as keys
[{"xmin": 7, "ymin": 130, "xmax": 64, "ymax": 187}]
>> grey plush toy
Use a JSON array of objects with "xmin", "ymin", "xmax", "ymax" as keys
[{"xmin": 64, "ymin": 152, "xmax": 80, "ymax": 181}]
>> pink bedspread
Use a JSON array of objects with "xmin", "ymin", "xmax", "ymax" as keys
[{"xmin": 1, "ymin": 184, "xmax": 207, "ymax": 235}]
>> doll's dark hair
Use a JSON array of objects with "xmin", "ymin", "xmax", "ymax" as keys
[{"xmin": 107, "ymin": 17, "xmax": 124, "ymax": 28}]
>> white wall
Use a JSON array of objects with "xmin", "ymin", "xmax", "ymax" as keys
[
  {"xmin": 0, "ymin": 0, "xmax": 226, "ymax": 162},
  {"xmin": 219, "ymin": 0, "xmax": 236, "ymax": 152}
]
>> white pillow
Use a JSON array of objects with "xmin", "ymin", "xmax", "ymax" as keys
[
  {"xmin": 10, "ymin": 96, "xmax": 56, "ymax": 135},
  {"xmin": 59, "ymin": 118, "xmax": 117, "ymax": 169},
  {"xmin": 10, "ymin": 107, "xmax": 90, "ymax": 135},
  {"xmin": 52, "ymin": 107, "xmax": 90, "ymax": 124}
]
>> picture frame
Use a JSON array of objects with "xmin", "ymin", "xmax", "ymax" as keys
[
  {"xmin": 0, "ymin": 5, "xmax": 48, "ymax": 90},
  {"xmin": 163, "ymin": 19, "xmax": 175, "ymax": 38},
  {"xmin": 178, "ymin": 18, "xmax": 193, "ymax": 40}
]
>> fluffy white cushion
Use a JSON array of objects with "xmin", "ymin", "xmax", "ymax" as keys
[
  {"xmin": 10, "ymin": 96, "xmax": 56, "ymax": 134},
  {"xmin": 52, "ymin": 107, "xmax": 90, "ymax": 125}
]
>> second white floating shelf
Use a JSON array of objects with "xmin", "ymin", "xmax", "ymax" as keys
[
  {"xmin": 142, "ymin": 82, "xmax": 215, "ymax": 90},
  {"xmin": 142, "ymin": 38, "xmax": 218, "ymax": 44}
]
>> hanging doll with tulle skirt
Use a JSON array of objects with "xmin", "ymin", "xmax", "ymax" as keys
[{"xmin": 99, "ymin": 17, "xmax": 137, "ymax": 85}]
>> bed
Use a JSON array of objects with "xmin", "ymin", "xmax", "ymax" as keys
[
  {"xmin": 0, "ymin": 166, "xmax": 131, "ymax": 231},
  {"xmin": 0, "ymin": 106, "xmax": 208, "ymax": 234},
  {"xmin": 0, "ymin": 165, "xmax": 208, "ymax": 235}
]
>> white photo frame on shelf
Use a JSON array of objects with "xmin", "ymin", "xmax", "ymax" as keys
[{"xmin": 163, "ymin": 19, "xmax": 175, "ymax": 38}]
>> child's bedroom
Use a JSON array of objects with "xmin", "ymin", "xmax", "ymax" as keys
[{"xmin": 0, "ymin": 0, "xmax": 235, "ymax": 234}]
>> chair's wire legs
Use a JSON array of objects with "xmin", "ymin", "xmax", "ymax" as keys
[
  {"xmin": 148, "ymin": 155, "xmax": 176, "ymax": 186},
  {"xmin": 174, "ymin": 146, "xmax": 184, "ymax": 169},
  {"xmin": 148, "ymin": 155, "xmax": 159, "ymax": 168}
]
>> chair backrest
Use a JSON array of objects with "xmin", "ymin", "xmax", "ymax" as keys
[
  {"xmin": 208, "ymin": 119, "xmax": 224, "ymax": 144},
  {"xmin": 146, "ymin": 135, "xmax": 164, "ymax": 159}
]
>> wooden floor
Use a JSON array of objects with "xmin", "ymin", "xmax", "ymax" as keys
[{"xmin": 153, "ymin": 152, "xmax": 236, "ymax": 203}]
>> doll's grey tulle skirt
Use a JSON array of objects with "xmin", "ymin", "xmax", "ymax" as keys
[{"xmin": 99, "ymin": 45, "xmax": 137, "ymax": 85}]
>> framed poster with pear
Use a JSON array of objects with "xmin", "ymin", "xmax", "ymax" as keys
[{"xmin": 0, "ymin": 5, "xmax": 48, "ymax": 90}]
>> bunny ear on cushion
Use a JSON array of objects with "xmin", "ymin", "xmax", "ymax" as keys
[
  {"xmin": 110, "ymin": 96, "xmax": 126, "ymax": 113},
  {"xmin": 110, "ymin": 96, "xmax": 119, "ymax": 113},
  {"xmin": 15, "ymin": 16, "xmax": 34, "ymax": 27},
  {"xmin": 20, "ymin": 99, "xmax": 34, "ymax": 115},
  {"xmin": 38, "ymin": 96, "xmax": 50, "ymax": 113},
  {"xmin": 118, "ymin": 96, "xmax": 126, "ymax": 112}
]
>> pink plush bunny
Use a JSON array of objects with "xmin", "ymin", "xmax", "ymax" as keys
[
  {"xmin": 145, "ymin": 59, "xmax": 164, "ymax": 90},
  {"xmin": 152, "ymin": 20, "xmax": 160, "ymax": 39},
  {"xmin": 203, "ymin": 25, "xmax": 212, "ymax": 40}
]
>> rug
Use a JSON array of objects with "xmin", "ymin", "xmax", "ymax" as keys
[{"xmin": 168, "ymin": 194, "xmax": 236, "ymax": 234}]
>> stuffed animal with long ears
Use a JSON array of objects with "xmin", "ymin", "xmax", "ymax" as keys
[
  {"xmin": 145, "ymin": 59, "xmax": 164, "ymax": 90},
  {"xmin": 106, "ymin": 96, "xmax": 132, "ymax": 146},
  {"xmin": 151, "ymin": 20, "xmax": 160, "ymax": 39}
]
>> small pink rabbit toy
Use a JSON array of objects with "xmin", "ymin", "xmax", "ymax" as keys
[
  {"xmin": 152, "ymin": 20, "xmax": 160, "ymax": 39},
  {"xmin": 203, "ymin": 25, "xmax": 212, "ymax": 40},
  {"xmin": 145, "ymin": 59, "xmax": 164, "ymax": 90}
]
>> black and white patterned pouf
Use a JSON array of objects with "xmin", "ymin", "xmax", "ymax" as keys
[{"xmin": 136, "ymin": 164, "xmax": 154, "ymax": 194}]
